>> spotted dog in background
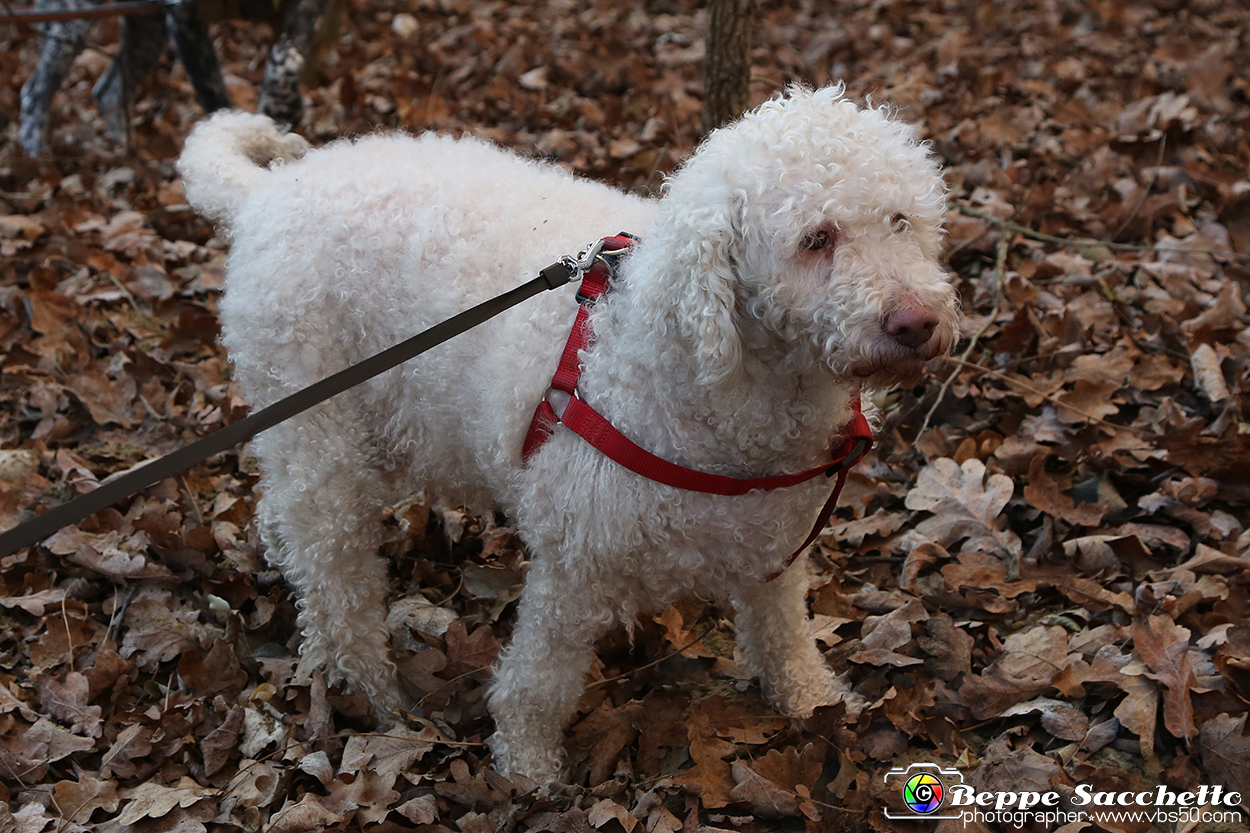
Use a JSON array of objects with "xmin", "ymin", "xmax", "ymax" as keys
[{"xmin": 19, "ymin": 0, "xmax": 332, "ymax": 156}]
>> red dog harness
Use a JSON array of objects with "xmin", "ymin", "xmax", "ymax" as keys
[{"xmin": 522, "ymin": 235, "xmax": 874, "ymax": 579}]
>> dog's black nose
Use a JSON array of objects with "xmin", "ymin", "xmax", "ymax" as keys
[{"xmin": 885, "ymin": 304, "xmax": 939, "ymax": 348}]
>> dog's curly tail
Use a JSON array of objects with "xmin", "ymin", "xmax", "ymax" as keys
[{"xmin": 177, "ymin": 110, "xmax": 310, "ymax": 227}]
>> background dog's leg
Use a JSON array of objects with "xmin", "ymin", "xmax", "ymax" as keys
[
  {"xmin": 19, "ymin": 12, "xmax": 93, "ymax": 156},
  {"xmin": 165, "ymin": 2, "xmax": 231, "ymax": 114},
  {"xmin": 252, "ymin": 405, "xmax": 403, "ymax": 722},
  {"xmin": 488, "ymin": 559, "xmax": 611, "ymax": 783},
  {"xmin": 93, "ymin": 11, "xmax": 168, "ymax": 146},
  {"xmin": 731, "ymin": 554, "xmax": 865, "ymax": 718},
  {"xmin": 258, "ymin": 0, "xmax": 329, "ymax": 126}
]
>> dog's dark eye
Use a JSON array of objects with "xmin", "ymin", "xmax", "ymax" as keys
[
  {"xmin": 891, "ymin": 213, "xmax": 910, "ymax": 233},
  {"xmin": 801, "ymin": 230, "xmax": 833, "ymax": 251}
]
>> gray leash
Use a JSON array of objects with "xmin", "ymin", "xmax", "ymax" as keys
[{"xmin": 0, "ymin": 252, "xmax": 594, "ymax": 557}]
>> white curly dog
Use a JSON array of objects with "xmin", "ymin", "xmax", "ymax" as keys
[{"xmin": 178, "ymin": 85, "xmax": 958, "ymax": 784}]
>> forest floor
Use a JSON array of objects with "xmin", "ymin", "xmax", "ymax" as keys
[{"xmin": 2, "ymin": 0, "xmax": 1250, "ymax": 831}]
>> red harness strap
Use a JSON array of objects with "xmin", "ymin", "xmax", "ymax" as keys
[{"xmin": 522, "ymin": 235, "xmax": 874, "ymax": 580}]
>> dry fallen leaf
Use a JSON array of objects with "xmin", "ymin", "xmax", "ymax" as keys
[
  {"xmin": 4, "ymin": 718, "xmax": 95, "ymax": 780},
  {"xmin": 905, "ymin": 457, "xmax": 1022, "ymax": 559},
  {"xmin": 1134, "ymin": 615, "xmax": 1198, "ymax": 740},
  {"xmin": 34, "ymin": 671, "xmax": 101, "ymax": 738},
  {"xmin": 674, "ymin": 702, "xmax": 737, "ymax": 809},
  {"xmin": 1115, "ymin": 668, "xmax": 1161, "ymax": 772},
  {"xmin": 1197, "ymin": 712, "xmax": 1250, "ymax": 810},
  {"xmin": 51, "ymin": 775, "xmax": 119, "ymax": 824},
  {"xmin": 587, "ymin": 798, "xmax": 638, "ymax": 832},
  {"xmin": 999, "ymin": 696, "xmax": 1091, "ymax": 742},
  {"xmin": 1190, "ymin": 343, "xmax": 1231, "ymax": 402}
]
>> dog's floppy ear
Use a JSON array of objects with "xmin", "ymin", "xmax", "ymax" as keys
[{"xmin": 671, "ymin": 195, "xmax": 745, "ymax": 388}]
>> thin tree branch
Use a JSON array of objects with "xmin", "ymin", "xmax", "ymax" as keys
[{"xmin": 957, "ymin": 204, "xmax": 1248, "ymax": 261}]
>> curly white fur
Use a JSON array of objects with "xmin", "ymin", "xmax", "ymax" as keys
[{"xmin": 177, "ymin": 86, "xmax": 958, "ymax": 784}]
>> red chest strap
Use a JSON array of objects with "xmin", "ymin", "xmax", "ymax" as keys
[{"xmin": 521, "ymin": 235, "xmax": 873, "ymax": 580}]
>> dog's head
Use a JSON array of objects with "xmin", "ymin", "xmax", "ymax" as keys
[{"xmin": 654, "ymin": 85, "xmax": 959, "ymax": 390}]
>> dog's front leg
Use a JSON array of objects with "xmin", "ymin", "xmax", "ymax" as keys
[
  {"xmin": 488, "ymin": 558, "xmax": 611, "ymax": 784},
  {"xmin": 731, "ymin": 553, "xmax": 866, "ymax": 718}
]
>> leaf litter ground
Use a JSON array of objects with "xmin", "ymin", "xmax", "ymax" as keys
[{"xmin": 2, "ymin": 0, "xmax": 1250, "ymax": 831}]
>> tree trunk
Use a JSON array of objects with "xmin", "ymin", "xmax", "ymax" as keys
[{"xmin": 702, "ymin": 0, "xmax": 756, "ymax": 134}]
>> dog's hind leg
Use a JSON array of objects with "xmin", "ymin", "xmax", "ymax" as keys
[
  {"xmin": 252, "ymin": 401, "xmax": 403, "ymax": 722},
  {"xmin": 731, "ymin": 554, "xmax": 865, "ymax": 718},
  {"xmin": 488, "ymin": 557, "xmax": 613, "ymax": 784}
]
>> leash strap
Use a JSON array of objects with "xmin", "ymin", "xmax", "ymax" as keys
[
  {"xmin": 521, "ymin": 236, "xmax": 874, "ymax": 579},
  {"xmin": 0, "ymin": 261, "xmax": 583, "ymax": 557}
]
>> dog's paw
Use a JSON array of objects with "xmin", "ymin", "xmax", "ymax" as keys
[
  {"xmin": 767, "ymin": 669, "xmax": 867, "ymax": 719},
  {"xmin": 488, "ymin": 733, "xmax": 565, "ymax": 786},
  {"xmin": 491, "ymin": 756, "xmax": 563, "ymax": 787},
  {"xmin": 834, "ymin": 688, "xmax": 869, "ymax": 720}
]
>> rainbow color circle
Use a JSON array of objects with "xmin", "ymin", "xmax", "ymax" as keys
[{"xmin": 902, "ymin": 772, "xmax": 944, "ymax": 814}]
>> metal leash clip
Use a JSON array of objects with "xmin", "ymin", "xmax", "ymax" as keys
[
  {"xmin": 538, "ymin": 238, "xmax": 607, "ymax": 291},
  {"xmin": 575, "ymin": 238, "xmax": 607, "ymax": 273}
]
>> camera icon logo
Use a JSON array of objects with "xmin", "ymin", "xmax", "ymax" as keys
[
  {"xmin": 884, "ymin": 762, "xmax": 964, "ymax": 820},
  {"xmin": 903, "ymin": 771, "xmax": 945, "ymax": 813}
]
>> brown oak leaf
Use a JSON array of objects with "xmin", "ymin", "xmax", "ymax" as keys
[
  {"xmin": 904, "ymin": 457, "xmax": 1022, "ymax": 559},
  {"xmin": 35, "ymin": 671, "xmax": 101, "ymax": 738},
  {"xmin": 674, "ymin": 701, "xmax": 737, "ymax": 808},
  {"xmin": 1198, "ymin": 712, "xmax": 1250, "ymax": 810},
  {"xmin": 1133, "ymin": 615, "xmax": 1197, "ymax": 739},
  {"xmin": 51, "ymin": 775, "xmax": 119, "ymax": 824}
]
